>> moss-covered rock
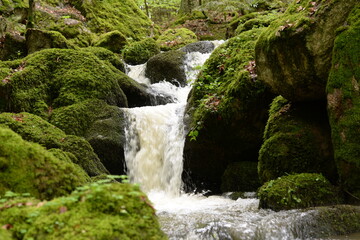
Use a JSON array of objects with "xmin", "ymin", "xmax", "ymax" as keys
[
  {"xmin": 0, "ymin": 112, "xmax": 108, "ymax": 176},
  {"xmin": 183, "ymin": 28, "xmax": 273, "ymax": 193},
  {"xmin": 0, "ymin": 32, "xmax": 26, "ymax": 61},
  {"xmin": 156, "ymin": 28, "xmax": 197, "ymax": 51},
  {"xmin": 221, "ymin": 161, "xmax": 260, "ymax": 192},
  {"xmin": 145, "ymin": 50, "xmax": 187, "ymax": 87},
  {"xmin": 326, "ymin": 4, "xmax": 360, "ymax": 203},
  {"xmin": 68, "ymin": 0, "xmax": 157, "ymax": 40},
  {"xmin": 258, "ymin": 95, "xmax": 337, "ymax": 184},
  {"xmin": 255, "ymin": 0, "xmax": 357, "ymax": 102},
  {"xmin": 25, "ymin": 29, "xmax": 75, "ymax": 54},
  {"xmin": 0, "ymin": 182, "xmax": 167, "ymax": 239},
  {"xmin": 0, "ymin": 48, "xmax": 129, "ymax": 114},
  {"xmin": 123, "ymin": 38, "xmax": 160, "ymax": 65},
  {"xmin": 258, "ymin": 173, "xmax": 341, "ymax": 211},
  {"xmin": 0, "ymin": 126, "xmax": 89, "ymax": 200},
  {"xmin": 80, "ymin": 46, "xmax": 125, "ymax": 72},
  {"xmin": 0, "ymin": 228, "xmax": 12, "ymax": 240},
  {"xmin": 49, "ymin": 99, "xmax": 127, "ymax": 175},
  {"xmin": 94, "ymin": 30, "xmax": 127, "ymax": 53}
]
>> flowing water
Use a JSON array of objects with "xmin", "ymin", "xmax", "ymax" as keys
[{"xmin": 123, "ymin": 46, "xmax": 358, "ymax": 240}]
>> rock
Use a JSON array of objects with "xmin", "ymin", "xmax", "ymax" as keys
[
  {"xmin": 255, "ymin": 0, "xmax": 357, "ymax": 101},
  {"xmin": 123, "ymin": 38, "xmax": 160, "ymax": 65},
  {"xmin": 326, "ymin": 5, "xmax": 360, "ymax": 204},
  {"xmin": 156, "ymin": 28, "xmax": 198, "ymax": 51},
  {"xmin": 258, "ymin": 96, "xmax": 337, "ymax": 184},
  {"xmin": 49, "ymin": 99, "xmax": 127, "ymax": 175},
  {"xmin": 183, "ymin": 28, "xmax": 273, "ymax": 193},
  {"xmin": 94, "ymin": 30, "xmax": 127, "ymax": 53},
  {"xmin": 258, "ymin": 173, "xmax": 341, "ymax": 211},
  {"xmin": 0, "ymin": 112, "xmax": 108, "ymax": 176},
  {"xmin": 0, "ymin": 32, "xmax": 26, "ymax": 60},
  {"xmin": 25, "ymin": 29, "xmax": 75, "ymax": 54},
  {"xmin": 180, "ymin": 41, "xmax": 215, "ymax": 54},
  {"xmin": 221, "ymin": 161, "xmax": 260, "ymax": 192},
  {"xmin": 0, "ymin": 48, "xmax": 128, "ymax": 114},
  {"xmin": 145, "ymin": 50, "xmax": 187, "ymax": 87},
  {"xmin": 0, "ymin": 182, "xmax": 167, "ymax": 239},
  {"xmin": 0, "ymin": 126, "xmax": 89, "ymax": 200}
]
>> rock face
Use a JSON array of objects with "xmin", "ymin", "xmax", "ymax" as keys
[
  {"xmin": 258, "ymin": 96, "xmax": 337, "ymax": 184},
  {"xmin": 0, "ymin": 126, "xmax": 89, "ymax": 200},
  {"xmin": 145, "ymin": 50, "xmax": 187, "ymax": 86},
  {"xmin": 258, "ymin": 173, "xmax": 341, "ymax": 211},
  {"xmin": 49, "ymin": 100, "xmax": 127, "ymax": 175},
  {"xmin": 326, "ymin": 5, "xmax": 360, "ymax": 203},
  {"xmin": 255, "ymin": 0, "xmax": 357, "ymax": 102},
  {"xmin": 0, "ymin": 182, "xmax": 167, "ymax": 239},
  {"xmin": 183, "ymin": 27, "xmax": 273, "ymax": 193},
  {"xmin": 0, "ymin": 112, "xmax": 108, "ymax": 176}
]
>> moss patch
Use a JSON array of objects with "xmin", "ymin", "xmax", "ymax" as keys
[
  {"xmin": 0, "ymin": 182, "xmax": 167, "ymax": 239},
  {"xmin": 0, "ymin": 126, "xmax": 89, "ymax": 200},
  {"xmin": 326, "ymin": 4, "xmax": 360, "ymax": 203},
  {"xmin": 258, "ymin": 173, "xmax": 341, "ymax": 211}
]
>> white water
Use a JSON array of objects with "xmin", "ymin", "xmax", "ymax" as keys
[{"xmin": 123, "ymin": 46, "xmax": 354, "ymax": 240}]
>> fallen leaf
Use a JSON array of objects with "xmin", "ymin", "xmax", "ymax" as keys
[{"xmin": 2, "ymin": 224, "xmax": 13, "ymax": 230}]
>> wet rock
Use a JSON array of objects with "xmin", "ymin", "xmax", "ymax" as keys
[
  {"xmin": 145, "ymin": 50, "xmax": 187, "ymax": 87},
  {"xmin": 180, "ymin": 41, "xmax": 215, "ymax": 54}
]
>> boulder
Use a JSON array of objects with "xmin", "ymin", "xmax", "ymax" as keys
[
  {"xmin": 94, "ymin": 30, "xmax": 127, "ymax": 53},
  {"xmin": 145, "ymin": 50, "xmax": 187, "ymax": 87},
  {"xmin": 156, "ymin": 28, "xmax": 197, "ymax": 51},
  {"xmin": 258, "ymin": 173, "xmax": 341, "ymax": 211},
  {"xmin": 123, "ymin": 38, "xmax": 160, "ymax": 65},
  {"xmin": 183, "ymin": 28, "xmax": 273, "ymax": 193},
  {"xmin": 0, "ymin": 182, "xmax": 167, "ymax": 239},
  {"xmin": 0, "ymin": 32, "xmax": 26, "ymax": 60},
  {"xmin": 0, "ymin": 112, "xmax": 108, "ymax": 176},
  {"xmin": 49, "ymin": 99, "xmax": 127, "ymax": 175},
  {"xmin": 180, "ymin": 40, "xmax": 215, "ymax": 54},
  {"xmin": 25, "ymin": 29, "xmax": 75, "ymax": 54},
  {"xmin": 326, "ymin": 5, "xmax": 360, "ymax": 203},
  {"xmin": 255, "ymin": 0, "xmax": 357, "ymax": 101},
  {"xmin": 0, "ymin": 126, "xmax": 89, "ymax": 200},
  {"xmin": 258, "ymin": 96, "xmax": 337, "ymax": 184}
]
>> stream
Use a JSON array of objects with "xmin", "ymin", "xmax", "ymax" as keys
[{"xmin": 122, "ymin": 44, "xmax": 358, "ymax": 240}]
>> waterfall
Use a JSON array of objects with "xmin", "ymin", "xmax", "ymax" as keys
[{"xmin": 122, "ymin": 44, "xmax": 353, "ymax": 240}]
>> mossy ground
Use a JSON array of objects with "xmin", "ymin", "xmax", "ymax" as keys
[
  {"xmin": 326, "ymin": 4, "xmax": 360, "ymax": 203},
  {"xmin": 258, "ymin": 173, "xmax": 341, "ymax": 211},
  {"xmin": 0, "ymin": 181, "xmax": 167, "ymax": 239},
  {"xmin": 0, "ymin": 126, "xmax": 89, "ymax": 200}
]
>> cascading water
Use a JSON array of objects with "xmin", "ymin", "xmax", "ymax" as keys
[{"xmin": 123, "ymin": 44, "xmax": 356, "ymax": 240}]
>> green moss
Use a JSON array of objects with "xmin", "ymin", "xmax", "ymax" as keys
[
  {"xmin": 234, "ymin": 11, "xmax": 282, "ymax": 35},
  {"xmin": 258, "ymin": 173, "xmax": 341, "ymax": 211},
  {"xmin": 0, "ymin": 112, "xmax": 108, "ymax": 176},
  {"xmin": 68, "ymin": 0, "xmax": 156, "ymax": 40},
  {"xmin": 221, "ymin": 161, "xmax": 260, "ymax": 192},
  {"xmin": 123, "ymin": 38, "xmax": 160, "ymax": 65},
  {"xmin": 0, "ymin": 126, "xmax": 89, "ymax": 200},
  {"xmin": 0, "ymin": 0, "xmax": 27, "ymax": 13},
  {"xmin": 0, "ymin": 182, "xmax": 166, "ymax": 239},
  {"xmin": 94, "ymin": 30, "xmax": 127, "ymax": 53},
  {"xmin": 156, "ymin": 28, "xmax": 197, "ymax": 51},
  {"xmin": 326, "ymin": 4, "xmax": 360, "ymax": 203},
  {"xmin": 0, "ymin": 228, "xmax": 12, "ymax": 240},
  {"xmin": 80, "ymin": 46, "xmax": 125, "ymax": 72},
  {"xmin": 258, "ymin": 96, "xmax": 337, "ymax": 184},
  {"xmin": 0, "ymin": 48, "xmax": 128, "ymax": 114}
]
